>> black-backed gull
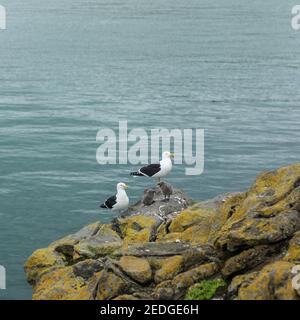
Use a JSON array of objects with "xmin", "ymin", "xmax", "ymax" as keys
[
  {"xmin": 100, "ymin": 182, "xmax": 129, "ymax": 212},
  {"xmin": 130, "ymin": 151, "xmax": 174, "ymax": 182}
]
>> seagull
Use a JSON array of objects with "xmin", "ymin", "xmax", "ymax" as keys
[
  {"xmin": 130, "ymin": 151, "xmax": 174, "ymax": 182},
  {"xmin": 157, "ymin": 181, "xmax": 173, "ymax": 201},
  {"xmin": 100, "ymin": 182, "xmax": 129, "ymax": 212}
]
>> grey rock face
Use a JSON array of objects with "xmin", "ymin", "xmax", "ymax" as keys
[{"xmin": 73, "ymin": 259, "xmax": 104, "ymax": 280}]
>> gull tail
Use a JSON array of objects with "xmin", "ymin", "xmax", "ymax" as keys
[{"xmin": 130, "ymin": 171, "xmax": 143, "ymax": 176}]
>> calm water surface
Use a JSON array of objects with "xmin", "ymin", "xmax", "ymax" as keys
[{"xmin": 0, "ymin": 0, "xmax": 300, "ymax": 299}]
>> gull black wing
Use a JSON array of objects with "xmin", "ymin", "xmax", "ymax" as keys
[
  {"xmin": 139, "ymin": 163, "xmax": 161, "ymax": 177},
  {"xmin": 100, "ymin": 195, "xmax": 117, "ymax": 209}
]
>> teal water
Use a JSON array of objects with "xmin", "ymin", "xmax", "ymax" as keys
[{"xmin": 1, "ymin": 0, "xmax": 300, "ymax": 299}]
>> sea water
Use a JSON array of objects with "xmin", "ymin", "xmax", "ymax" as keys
[{"xmin": 0, "ymin": 0, "xmax": 300, "ymax": 299}]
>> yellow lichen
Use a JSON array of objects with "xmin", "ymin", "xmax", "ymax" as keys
[
  {"xmin": 95, "ymin": 271, "xmax": 127, "ymax": 300},
  {"xmin": 119, "ymin": 256, "xmax": 152, "ymax": 284},
  {"xmin": 283, "ymin": 231, "xmax": 300, "ymax": 263},
  {"xmin": 154, "ymin": 255, "xmax": 184, "ymax": 283},
  {"xmin": 215, "ymin": 162, "xmax": 300, "ymax": 249},
  {"xmin": 168, "ymin": 206, "xmax": 215, "ymax": 233},
  {"xmin": 123, "ymin": 228, "xmax": 152, "ymax": 243},
  {"xmin": 120, "ymin": 215, "xmax": 157, "ymax": 243},
  {"xmin": 237, "ymin": 261, "xmax": 298, "ymax": 300},
  {"xmin": 32, "ymin": 267, "xmax": 93, "ymax": 300},
  {"xmin": 24, "ymin": 248, "xmax": 65, "ymax": 284}
]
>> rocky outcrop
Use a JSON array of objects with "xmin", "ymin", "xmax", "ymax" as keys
[
  {"xmin": 24, "ymin": 163, "xmax": 300, "ymax": 300},
  {"xmin": 228, "ymin": 261, "xmax": 298, "ymax": 300}
]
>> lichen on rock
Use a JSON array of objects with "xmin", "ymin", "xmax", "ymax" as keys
[
  {"xmin": 24, "ymin": 248, "xmax": 66, "ymax": 285},
  {"xmin": 215, "ymin": 163, "xmax": 300, "ymax": 252},
  {"xmin": 73, "ymin": 224, "xmax": 122, "ymax": 258},
  {"xmin": 24, "ymin": 162, "xmax": 300, "ymax": 300},
  {"xmin": 154, "ymin": 255, "xmax": 184, "ymax": 283},
  {"xmin": 32, "ymin": 267, "xmax": 97, "ymax": 300},
  {"xmin": 119, "ymin": 256, "xmax": 152, "ymax": 284},
  {"xmin": 283, "ymin": 231, "xmax": 300, "ymax": 264},
  {"xmin": 234, "ymin": 261, "xmax": 298, "ymax": 300}
]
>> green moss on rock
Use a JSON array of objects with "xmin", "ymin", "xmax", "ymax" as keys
[{"xmin": 185, "ymin": 278, "xmax": 226, "ymax": 300}]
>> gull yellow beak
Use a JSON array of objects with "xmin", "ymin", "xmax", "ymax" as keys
[
  {"xmin": 170, "ymin": 153, "xmax": 175, "ymax": 158},
  {"xmin": 124, "ymin": 184, "xmax": 129, "ymax": 189}
]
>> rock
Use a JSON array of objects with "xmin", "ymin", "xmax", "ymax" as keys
[
  {"xmin": 232, "ymin": 261, "xmax": 298, "ymax": 300},
  {"xmin": 217, "ymin": 210, "xmax": 300, "ymax": 252},
  {"xmin": 24, "ymin": 163, "xmax": 300, "ymax": 300},
  {"xmin": 227, "ymin": 272, "xmax": 259, "ymax": 297},
  {"xmin": 154, "ymin": 256, "xmax": 184, "ymax": 283},
  {"xmin": 118, "ymin": 256, "xmax": 152, "ymax": 284},
  {"xmin": 168, "ymin": 206, "xmax": 214, "ymax": 234},
  {"xmin": 113, "ymin": 294, "xmax": 139, "ymax": 300},
  {"xmin": 283, "ymin": 231, "xmax": 300, "ymax": 263},
  {"xmin": 152, "ymin": 280, "xmax": 174, "ymax": 300},
  {"xmin": 73, "ymin": 259, "xmax": 104, "ymax": 280},
  {"xmin": 221, "ymin": 244, "xmax": 282, "ymax": 277},
  {"xmin": 154, "ymin": 262, "xmax": 219, "ymax": 299},
  {"xmin": 50, "ymin": 221, "xmax": 102, "ymax": 259},
  {"xmin": 215, "ymin": 163, "xmax": 300, "ymax": 251},
  {"xmin": 113, "ymin": 241, "xmax": 198, "ymax": 257},
  {"xmin": 159, "ymin": 193, "xmax": 239, "ymax": 245},
  {"xmin": 32, "ymin": 267, "xmax": 96, "ymax": 300},
  {"xmin": 128, "ymin": 186, "xmax": 193, "ymax": 221},
  {"xmin": 172, "ymin": 262, "xmax": 219, "ymax": 295},
  {"xmin": 117, "ymin": 215, "xmax": 159, "ymax": 243},
  {"xmin": 159, "ymin": 231, "xmax": 183, "ymax": 242},
  {"xmin": 168, "ymin": 193, "xmax": 236, "ymax": 233},
  {"xmin": 74, "ymin": 225, "xmax": 122, "ymax": 258},
  {"xmin": 24, "ymin": 248, "xmax": 66, "ymax": 284},
  {"xmin": 74, "ymin": 240, "xmax": 121, "ymax": 259},
  {"xmin": 94, "ymin": 270, "xmax": 128, "ymax": 300},
  {"xmin": 182, "ymin": 245, "xmax": 221, "ymax": 267},
  {"xmin": 67, "ymin": 221, "xmax": 102, "ymax": 240}
]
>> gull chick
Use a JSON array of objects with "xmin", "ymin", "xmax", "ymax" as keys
[
  {"xmin": 142, "ymin": 189, "xmax": 156, "ymax": 206},
  {"xmin": 157, "ymin": 181, "xmax": 173, "ymax": 201}
]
